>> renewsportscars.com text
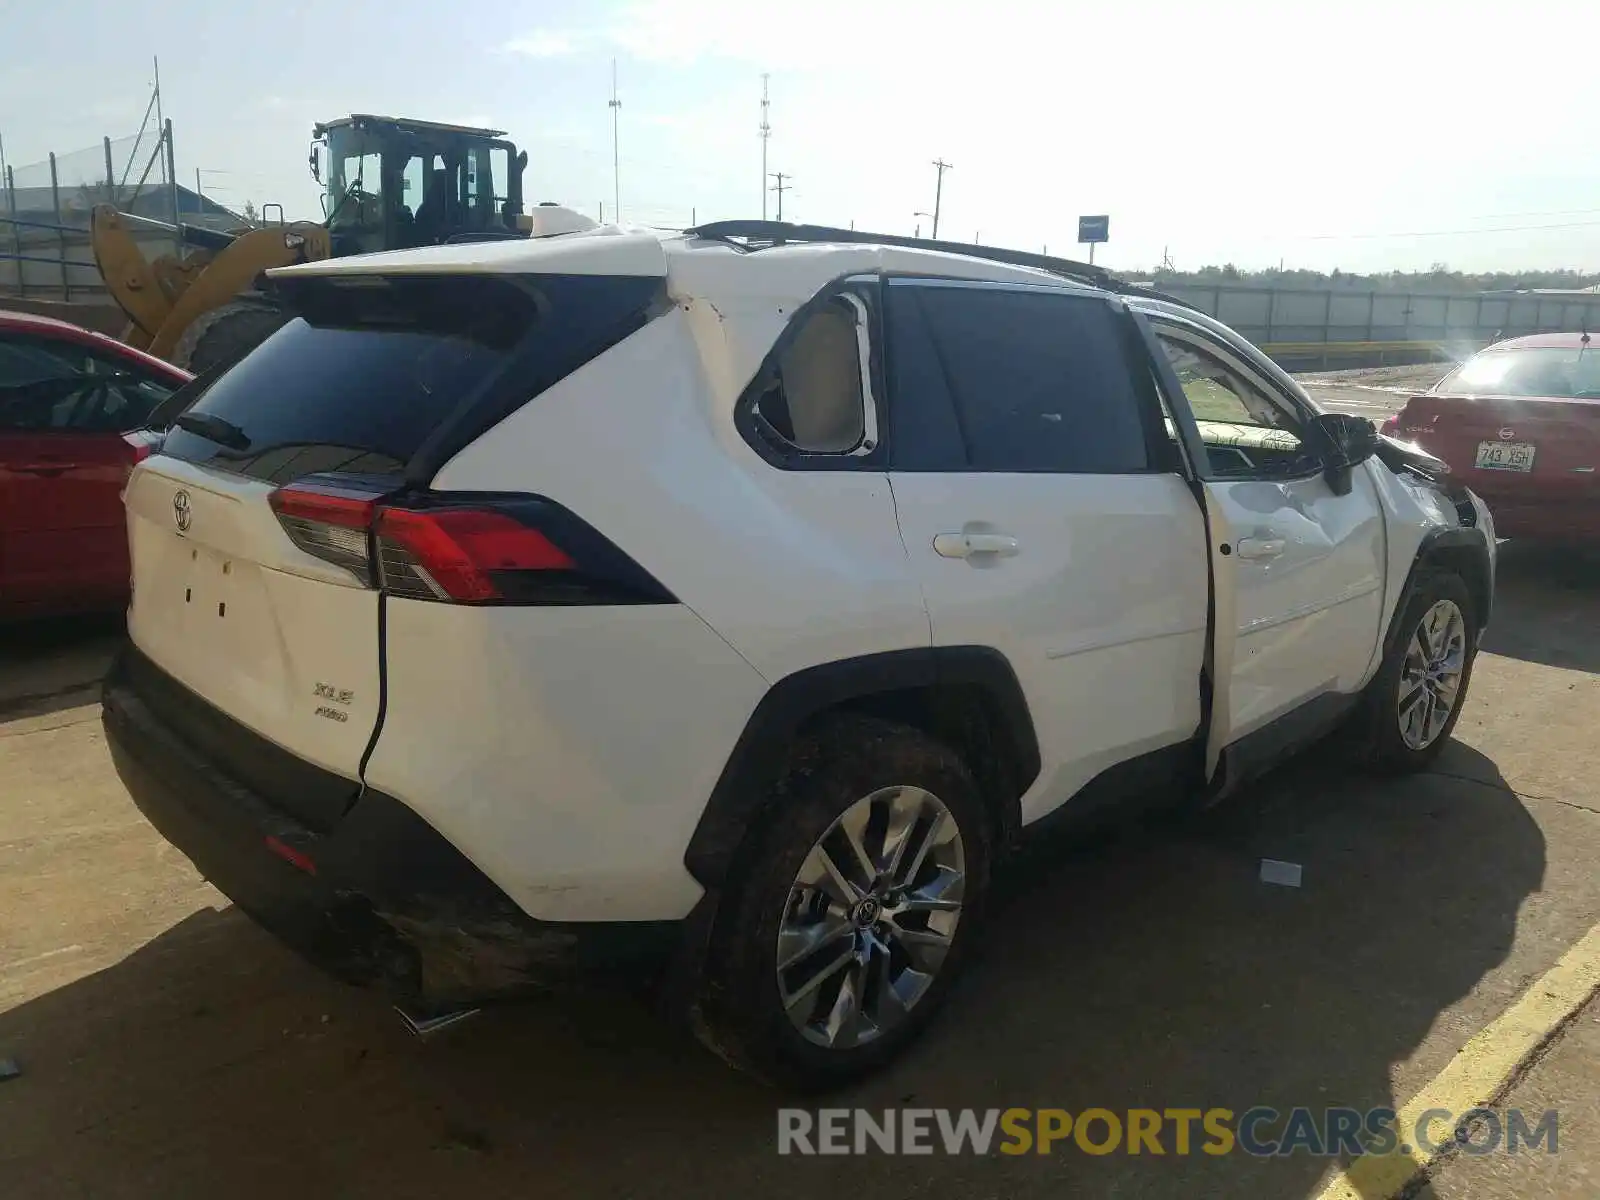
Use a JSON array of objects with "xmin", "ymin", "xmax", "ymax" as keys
[{"xmin": 777, "ymin": 1107, "xmax": 1559, "ymax": 1157}]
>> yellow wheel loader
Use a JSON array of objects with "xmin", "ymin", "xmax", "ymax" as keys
[{"xmin": 91, "ymin": 115, "xmax": 529, "ymax": 374}]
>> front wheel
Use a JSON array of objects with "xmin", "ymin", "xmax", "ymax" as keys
[
  {"xmin": 1355, "ymin": 571, "xmax": 1478, "ymax": 772},
  {"xmin": 691, "ymin": 715, "xmax": 992, "ymax": 1091}
]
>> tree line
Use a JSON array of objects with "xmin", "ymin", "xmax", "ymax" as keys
[{"xmin": 1145, "ymin": 263, "xmax": 1600, "ymax": 293}]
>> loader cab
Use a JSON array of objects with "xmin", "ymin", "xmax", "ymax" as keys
[{"xmin": 310, "ymin": 114, "xmax": 528, "ymax": 256}]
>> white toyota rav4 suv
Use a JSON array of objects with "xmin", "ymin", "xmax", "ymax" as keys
[{"xmin": 104, "ymin": 220, "xmax": 1495, "ymax": 1090}]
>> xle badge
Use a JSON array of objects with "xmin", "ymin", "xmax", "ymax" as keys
[{"xmin": 313, "ymin": 681, "xmax": 354, "ymax": 723}]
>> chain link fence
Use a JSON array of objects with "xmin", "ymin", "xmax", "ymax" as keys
[{"xmin": 2, "ymin": 126, "xmax": 178, "ymax": 300}]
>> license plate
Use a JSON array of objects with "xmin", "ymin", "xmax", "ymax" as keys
[{"xmin": 1475, "ymin": 440, "xmax": 1536, "ymax": 472}]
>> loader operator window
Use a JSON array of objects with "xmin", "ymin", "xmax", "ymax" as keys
[
  {"xmin": 399, "ymin": 154, "xmax": 451, "ymax": 246},
  {"xmin": 464, "ymin": 146, "xmax": 509, "ymax": 230},
  {"xmin": 328, "ymin": 147, "xmax": 384, "ymax": 251}
]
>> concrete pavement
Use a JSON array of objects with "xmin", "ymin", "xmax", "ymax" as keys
[{"xmin": 1, "ymin": 545, "xmax": 1598, "ymax": 1199}]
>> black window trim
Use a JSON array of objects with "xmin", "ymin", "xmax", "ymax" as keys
[
  {"xmin": 881, "ymin": 274, "xmax": 1181, "ymax": 476},
  {"xmin": 1144, "ymin": 312, "xmax": 1328, "ymax": 485},
  {"xmin": 733, "ymin": 273, "xmax": 888, "ymax": 472}
]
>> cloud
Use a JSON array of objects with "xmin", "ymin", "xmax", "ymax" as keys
[{"xmin": 503, "ymin": 31, "xmax": 579, "ymax": 58}]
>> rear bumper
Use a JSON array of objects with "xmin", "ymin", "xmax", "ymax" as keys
[
  {"xmin": 1472, "ymin": 490, "xmax": 1600, "ymax": 542},
  {"xmin": 102, "ymin": 646, "xmax": 682, "ymax": 1006}
]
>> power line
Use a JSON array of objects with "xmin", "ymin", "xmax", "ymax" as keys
[
  {"xmin": 769, "ymin": 171, "xmax": 791, "ymax": 221},
  {"xmin": 1305, "ymin": 217, "xmax": 1600, "ymax": 241}
]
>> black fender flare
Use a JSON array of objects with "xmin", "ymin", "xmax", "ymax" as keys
[
  {"xmin": 682, "ymin": 646, "xmax": 1040, "ymax": 888},
  {"xmin": 1384, "ymin": 525, "xmax": 1495, "ymax": 656}
]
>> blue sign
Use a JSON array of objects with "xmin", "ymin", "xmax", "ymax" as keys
[{"xmin": 1078, "ymin": 215, "xmax": 1110, "ymax": 244}]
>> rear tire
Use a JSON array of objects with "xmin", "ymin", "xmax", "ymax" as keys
[
  {"xmin": 690, "ymin": 714, "xmax": 992, "ymax": 1092},
  {"xmin": 173, "ymin": 301, "xmax": 288, "ymax": 374},
  {"xmin": 1354, "ymin": 570, "xmax": 1478, "ymax": 773}
]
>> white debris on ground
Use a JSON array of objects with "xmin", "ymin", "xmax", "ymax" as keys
[{"xmin": 1259, "ymin": 859, "xmax": 1304, "ymax": 888}]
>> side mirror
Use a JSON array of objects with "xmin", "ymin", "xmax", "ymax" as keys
[
  {"xmin": 1311, "ymin": 412, "xmax": 1380, "ymax": 496},
  {"xmin": 307, "ymin": 142, "xmax": 323, "ymax": 184}
]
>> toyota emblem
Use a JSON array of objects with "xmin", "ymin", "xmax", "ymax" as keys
[
  {"xmin": 1498, "ymin": 427, "xmax": 1517, "ymax": 441},
  {"xmin": 172, "ymin": 489, "xmax": 192, "ymax": 532}
]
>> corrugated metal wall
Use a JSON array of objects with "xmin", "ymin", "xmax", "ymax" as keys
[{"xmin": 1162, "ymin": 284, "xmax": 1600, "ymax": 349}]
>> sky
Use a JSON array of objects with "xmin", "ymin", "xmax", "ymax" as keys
[{"xmin": 4, "ymin": 0, "xmax": 1598, "ymax": 275}]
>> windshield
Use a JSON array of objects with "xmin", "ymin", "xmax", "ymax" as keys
[
  {"xmin": 323, "ymin": 124, "xmax": 516, "ymax": 251},
  {"xmin": 1437, "ymin": 345, "xmax": 1600, "ymax": 398},
  {"xmin": 324, "ymin": 125, "xmax": 385, "ymax": 251}
]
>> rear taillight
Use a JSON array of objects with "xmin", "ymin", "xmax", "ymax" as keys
[
  {"xmin": 268, "ymin": 477, "xmax": 382, "ymax": 583},
  {"xmin": 268, "ymin": 474, "xmax": 672, "ymax": 606},
  {"xmin": 1379, "ymin": 415, "xmax": 1400, "ymax": 437},
  {"xmin": 375, "ymin": 507, "xmax": 573, "ymax": 602}
]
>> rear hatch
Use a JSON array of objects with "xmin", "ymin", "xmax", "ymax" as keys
[
  {"xmin": 125, "ymin": 267, "xmax": 664, "ymax": 831},
  {"xmin": 1395, "ymin": 391, "xmax": 1600, "ymax": 500}
]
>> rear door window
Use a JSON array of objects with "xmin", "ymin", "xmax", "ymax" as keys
[
  {"xmin": 886, "ymin": 281, "xmax": 1155, "ymax": 473},
  {"xmin": 159, "ymin": 272, "xmax": 662, "ymax": 483}
]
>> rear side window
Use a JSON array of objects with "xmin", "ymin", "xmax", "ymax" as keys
[
  {"xmin": 887, "ymin": 282, "xmax": 1152, "ymax": 473},
  {"xmin": 749, "ymin": 296, "xmax": 868, "ymax": 455},
  {"xmin": 160, "ymin": 272, "xmax": 661, "ymax": 483}
]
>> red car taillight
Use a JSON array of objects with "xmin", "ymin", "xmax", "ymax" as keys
[
  {"xmin": 1379, "ymin": 415, "xmax": 1400, "ymax": 437},
  {"xmin": 268, "ymin": 474, "xmax": 671, "ymax": 606}
]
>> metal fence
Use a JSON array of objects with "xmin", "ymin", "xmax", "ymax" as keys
[
  {"xmin": 1, "ymin": 124, "xmax": 178, "ymax": 300},
  {"xmin": 1159, "ymin": 283, "xmax": 1600, "ymax": 364}
]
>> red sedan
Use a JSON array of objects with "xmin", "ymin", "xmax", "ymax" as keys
[
  {"xmin": 1383, "ymin": 331, "xmax": 1600, "ymax": 543},
  {"xmin": 0, "ymin": 310, "xmax": 192, "ymax": 620}
]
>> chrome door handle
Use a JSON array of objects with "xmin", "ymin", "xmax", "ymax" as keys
[
  {"xmin": 1235, "ymin": 536, "xmax": 1286, "ymax": 560},
  {"xmin": 934, "ymin": 532, "xmax": 1020, "ymax": 559}
]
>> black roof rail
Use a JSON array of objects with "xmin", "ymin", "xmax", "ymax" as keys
[{"xmin": 688, "ymin": 219, "xmax": 1114, "ymax": 290}]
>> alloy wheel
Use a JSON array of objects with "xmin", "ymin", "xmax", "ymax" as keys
[
  {"xmin": 1398, "ymin": 598, "xmax": 1468, "ymax": 750},
  {"xmin": 775, "ymin": 785, "xmax": 966, "ymax": 1049}
]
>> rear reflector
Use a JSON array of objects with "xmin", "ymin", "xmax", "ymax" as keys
[
  {"xmin": 267, "ymin": 474, "xmax": 674, "ymax": 606},
  {"xmin": 265, "ymin": 835, "xmax": 318, "ymax": 875}
]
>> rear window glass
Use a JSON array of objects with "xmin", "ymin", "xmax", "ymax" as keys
[
  {"xmin": 1438, "ymin": 345, "xmax": 1600, "ymax": 398},
  {"xmin": 160, "ymin": 272, "xmax": 660, "ymax": 483}
]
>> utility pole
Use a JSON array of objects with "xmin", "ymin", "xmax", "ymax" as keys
[
  {"xmin": 608, "ymin": 60, "xmax": 622, "ymax": 223},
  {"xmin": 930, "ymin": 158, "xmax": 952, "ymax": 240},
  {"xmin": 759, "ymin": 74, "xmax": 771, "ymax": 220},
  {"xmin": 769, "ymin": 171, "xmax": 791, "ymax": 221},
  {"xmin": 154, "ymin": 55, "xmax": 180, "ymax": 253}
]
